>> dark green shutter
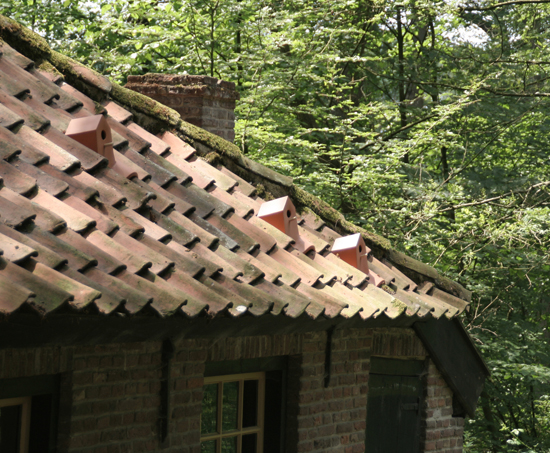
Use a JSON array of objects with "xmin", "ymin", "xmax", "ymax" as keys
[{"xmin": 366, "ymin": 358, "xmax": 425, "ymax": 453}]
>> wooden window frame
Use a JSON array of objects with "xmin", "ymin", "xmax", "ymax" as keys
[
  {"xmin": 0, "ymin": 396, "xmax": 32, "ymax": 453},
  {"xmin": 201, "ymin": 372, "xmax": 266, "ymax": 453}
]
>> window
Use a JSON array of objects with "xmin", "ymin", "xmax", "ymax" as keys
[
  {"xmin": 201, "ymin": 372, "xmax": 265, "ymax": 453},
  {"xmin": 0, "ymin": 396, "xmax": 31, "ymax": 453},
  {"xmin": 0, "ymin": 376, "xmax": 58, "ymax": 453},
  {"xmin": 365, "ymin": 358, "xmax": 426, "ymax": 453}
]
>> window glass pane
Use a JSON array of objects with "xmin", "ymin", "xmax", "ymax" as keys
[
  {"xmin": 201, "ymin": 384, "xmax": 218, "ymax": 435},
  {"xmin": 222, "ymin": 382, "xmax": 239, "ymax": 431},
  {"xmin": 242, "ymin": 380, "xmax": 258, "ymax": 428},
  {"xmin": 201, "ymin": 439, "xmax": 217, "ymax": 453},
  {"xmin": 0, "ymin": 404, "xmax": 22, "ymax": 453},
  {"xmin": 221, "ymin": 435, "xmax": 237, "ymax": 453},
  {"xmin": 242, "ymin": 433, "xmax": 257, "ymax": 453}
]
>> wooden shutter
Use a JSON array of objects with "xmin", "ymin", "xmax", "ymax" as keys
[{"xmin": 365, "ymin": 358, "xmax": 425, "ymax": 453}]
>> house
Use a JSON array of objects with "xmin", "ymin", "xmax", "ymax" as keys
[{"xmin": 0, "ymin": 16, "xmax": 488, "ymax": 453}]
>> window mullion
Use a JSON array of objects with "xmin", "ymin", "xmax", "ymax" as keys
[
  {"xmin": 238, "ymin": 379, "xmax": 244, "ymax": 452},
  {"xmin": 257, "ymin": 375, "xmax": 265, "ymax": 453},
  {"xmin": 217, "ymin": 382, "xmax": 223, "ymax": 453}
]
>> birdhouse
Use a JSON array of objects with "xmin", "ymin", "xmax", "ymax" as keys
[
  {"xmin": 331, "ymin": 233, "xmax": 385, "ymax": 286},
  {"xmin": 65, "ymin": 115, "xmax": 137, "ymax": 179},
  {"xmin": 257, "ymin": 196, "xmax": 314, "ymax": 253}
]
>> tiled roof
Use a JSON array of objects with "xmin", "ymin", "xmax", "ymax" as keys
[{"xmin": 0, "ymin": 31, "xmax": 471, "ymax": 325}]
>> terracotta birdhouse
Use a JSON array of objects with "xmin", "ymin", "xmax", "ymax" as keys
[
  {"xmin": 65, "ymin": 115, "xmax": 137, "ymax": 179},
  {"xmin": 257, "ymin": 196, "xmax": 314, "ymax": 253},
  {"xmin": 331, "ymin": 233, "xmax": 385, "ymax": 286}
]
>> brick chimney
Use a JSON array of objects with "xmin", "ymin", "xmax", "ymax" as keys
[{"xmin": 125, "ymin": 74, "xmax": 239, "ymax": 143}]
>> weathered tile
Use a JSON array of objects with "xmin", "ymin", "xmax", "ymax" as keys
[
  {"xmin": 0, "ymin": 231, "xmax": 37, "ymax": 263},
  {"xmin": 220, "ymin": 166, "xmax": 257, "ymax": 196},
  {"xmin": 31, "ymin": 189, "xmax": 96, "ymax": 233},
  {"xmin": 1, "ymin": 186, "xmax": 66, "ymax": 232},
  {"xmin": 85, "ymin": 229, "xmax": 152, "ymax": 274},
  {"xmin": 102, "ymin": 100, "xmax": 133, "ymax": 124},
  {"xmin": 0, "ymin": 159, "xmax": 37, "ymax": 195},
  {"xmin": 25, "ymin": 260, "xmax": 101, "ymax": 310},
  {"xmin": 0, "ymin": 126, "xmax": 48, "ymax": 164},
  {"xmin": 22, "ymin": 223, "xmax": 96, "ymax": 272},
  {"xmin": 14, "ymin": 160, "xmax": 69, "ymax": 197},
  {"xmin": 126, "ymin": 121, "xmax": 169, "ymax": 155},
  {"xmin": 157, "ymin": 131, "xmax": 195, "ymax": 159},
  {"xmin": 16, "ymin": 125, "xmax": 80, "ymax": 171},
  {"xmin": 0, "ymin": 223, "xmax": 66, "ymax": 270},
  {"xmin": 0, "ymin": 257, "xmax": 72, "ymax": 314},
  {"xmin": 57, "ymin": 228, "xmax": 126, "ymax": 275}
]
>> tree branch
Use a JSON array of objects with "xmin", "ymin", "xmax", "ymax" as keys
[{"xmin": 460, "ymin": 0, "xmax": 550, "ymax": 12}]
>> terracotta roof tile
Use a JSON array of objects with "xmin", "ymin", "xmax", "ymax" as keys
[
  {"xmin": 215, "ymin": 246, "xmax": 264, "ymax": 284},
  {"xmin": 21, "ymin": 224, "xmax": 95, "ymax": 272},
  {"xmin": 166, "ymin": 210, "xmax": 215, "ymax": 248},
  {"xmin": 0, "ymin": 64, "xmax": 30, "ymax": 98},
  {"xmin": 121, "ymin": 148, "xmax": 177, "ymax": 188},
  {"xmin": 25, "ymin": 259, "xmax": 101, "ymax": 310},
  {"xmin": 0, "ymin": 223, "xmax": 67, "ymax": 269},
  {"xmin": 164, "ymin": 152, "xmax": 214, "ymax": 189},
  {"xmin": 0, "ymin": 231, "xmax": 37, "ymax": 263},
  {"xmin": 0, "ymin": 102, "xmax": 25, "ymax": 130},
  {"xmin": 126, "ymin": 121, "xmax": 169, "ymax": 155},
  {"xmin": 72, "ymin": 169, "xmax": 126, "ymax": 206},
  {"xmin": 61, "ymin": 266, "xmax": 123, "ymax": 314},
  {"xmin": 17, "ymin": 125, "xmax": 80, "ymax": 171},
  {"xmin": 59, "ymin": 82, "xmax": 101, "ymax": 114},
  {"xmin": 83, "ymin": 267, "xmax": 151, "ymax": 314},
  {"xmin": 0, "ymin": 39, "xmax": 472, "ymax": 332},
  {"xmin": 32, "ymin": 188, "xmax": 96, "ymax": 233},
  {"xmin": 57, "ymin": 228, "xmax": 125, "ymax": 275},
  {"xmin": 0, "ymin": 257, "xmax": 73, "ymax": 314},
  {"xmin": 0, "ymin": 89, "xmax": 50, "ymax": 131},
  {"xmin": 0, "ymin": 43, "xmax": 33, "ymax": 69},
  {"xmin": 268, "ymin": 246, "xmax": 322, "ymax": 286},
  {"xmin": 0, "ymin": 56, "xmax": 61, "ymax": 104},
  {"xmin": 0, "ymin": 268, "xmax": 36, "ymax": 314},
  {"xmin": 102, "ymin": 100, "xmax": 133, "ymax": 124},
  {"xmin": 219, "ymin": 166, "xmax": 256, "ymax": 196},
  {"xmin": 0, "ymin": 159, "xmax": 37, "ymax": 195},
  {"xmin": 158, "ymin": 131, "xmax": 195, "ymax": 160},
  {"xmin": 208, "ymin": 186, "xmax": 253, "ymax": 218},
  {"xmin": 16, "ymin": 160, "xmax": 70, "ymax": 197},
  {"xmin": 106, "ymin": 116, "xmax": 148, "ymax": 152},
  {"xmin": 85, "ymin": 229, "xmax": 152, "ymax": 274},
  {"xmin": 188, "ymin": 156, "xmax": 238, "ymax": 191}
]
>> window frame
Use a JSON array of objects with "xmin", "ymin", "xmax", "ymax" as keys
[
  {"xmin": 0, "ymin": 396, "xmax": 32, "ymax": 453},
  {"xmin": 0, "ymin": 375, "xmax": 59, "ymax": 453},
  {"xmin": 200, "ymin": 372, "xmax": 266, "ymax": 453}
]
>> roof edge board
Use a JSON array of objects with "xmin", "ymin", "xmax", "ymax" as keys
[
  {"xmin": 0, "ymin": 309, "xmax": 423, "ymax": 349},
  {"xmin": 413, "ymin": 318, "xmax": 490, "ymax": 418}
]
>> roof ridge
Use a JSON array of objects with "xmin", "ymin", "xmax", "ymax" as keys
[{"xmin": 0, "ymin": 14, "xmax": 471, "ymax": 303}]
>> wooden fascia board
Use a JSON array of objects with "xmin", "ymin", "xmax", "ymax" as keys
[{"xmin": 413, "ymin": 318, "xmax": 490, "ymax": 418}]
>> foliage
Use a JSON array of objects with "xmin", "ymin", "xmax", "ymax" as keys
[{"xmin": 3, "ymin": 0, "xmax": 550, "ymax": 450}]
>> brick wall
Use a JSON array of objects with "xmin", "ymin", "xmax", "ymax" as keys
[
  {"xmin": 0, "ymin": 327, "xmax": 465, "ymax": 453},
  {"xmin": 422, "ymin": 361, "xmax": 465, "ymax": 453},
  {"xmin": 126, "ymin": 74, "xmax": 239, "ymax": 143}
]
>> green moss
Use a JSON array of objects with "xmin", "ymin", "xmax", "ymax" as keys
[
  {"xmin": 36, "ymin": 60, "xmax": 62, "ymax": 79},
  {"xmin": 383, "ymin": 285, "xmax": 398, "ymax": 296},
  {"xmin": 255, "ymin": 184, "xmax": 274, "ymax": 201},
  {"xmin": 204, "ymin": 151, "xmax": 222, "ymax": 167},
  {"xmin": 111, "ymin": 83, "xmax": 179, "ymax": 126},
  {"xmin": 289, "ymin": 185, "xmax": 392, "ymax": 251}
]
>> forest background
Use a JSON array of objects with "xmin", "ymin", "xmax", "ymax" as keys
[{"xmin": 3, "ymin": 0, "xmax": 550, "ymax": 451}]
